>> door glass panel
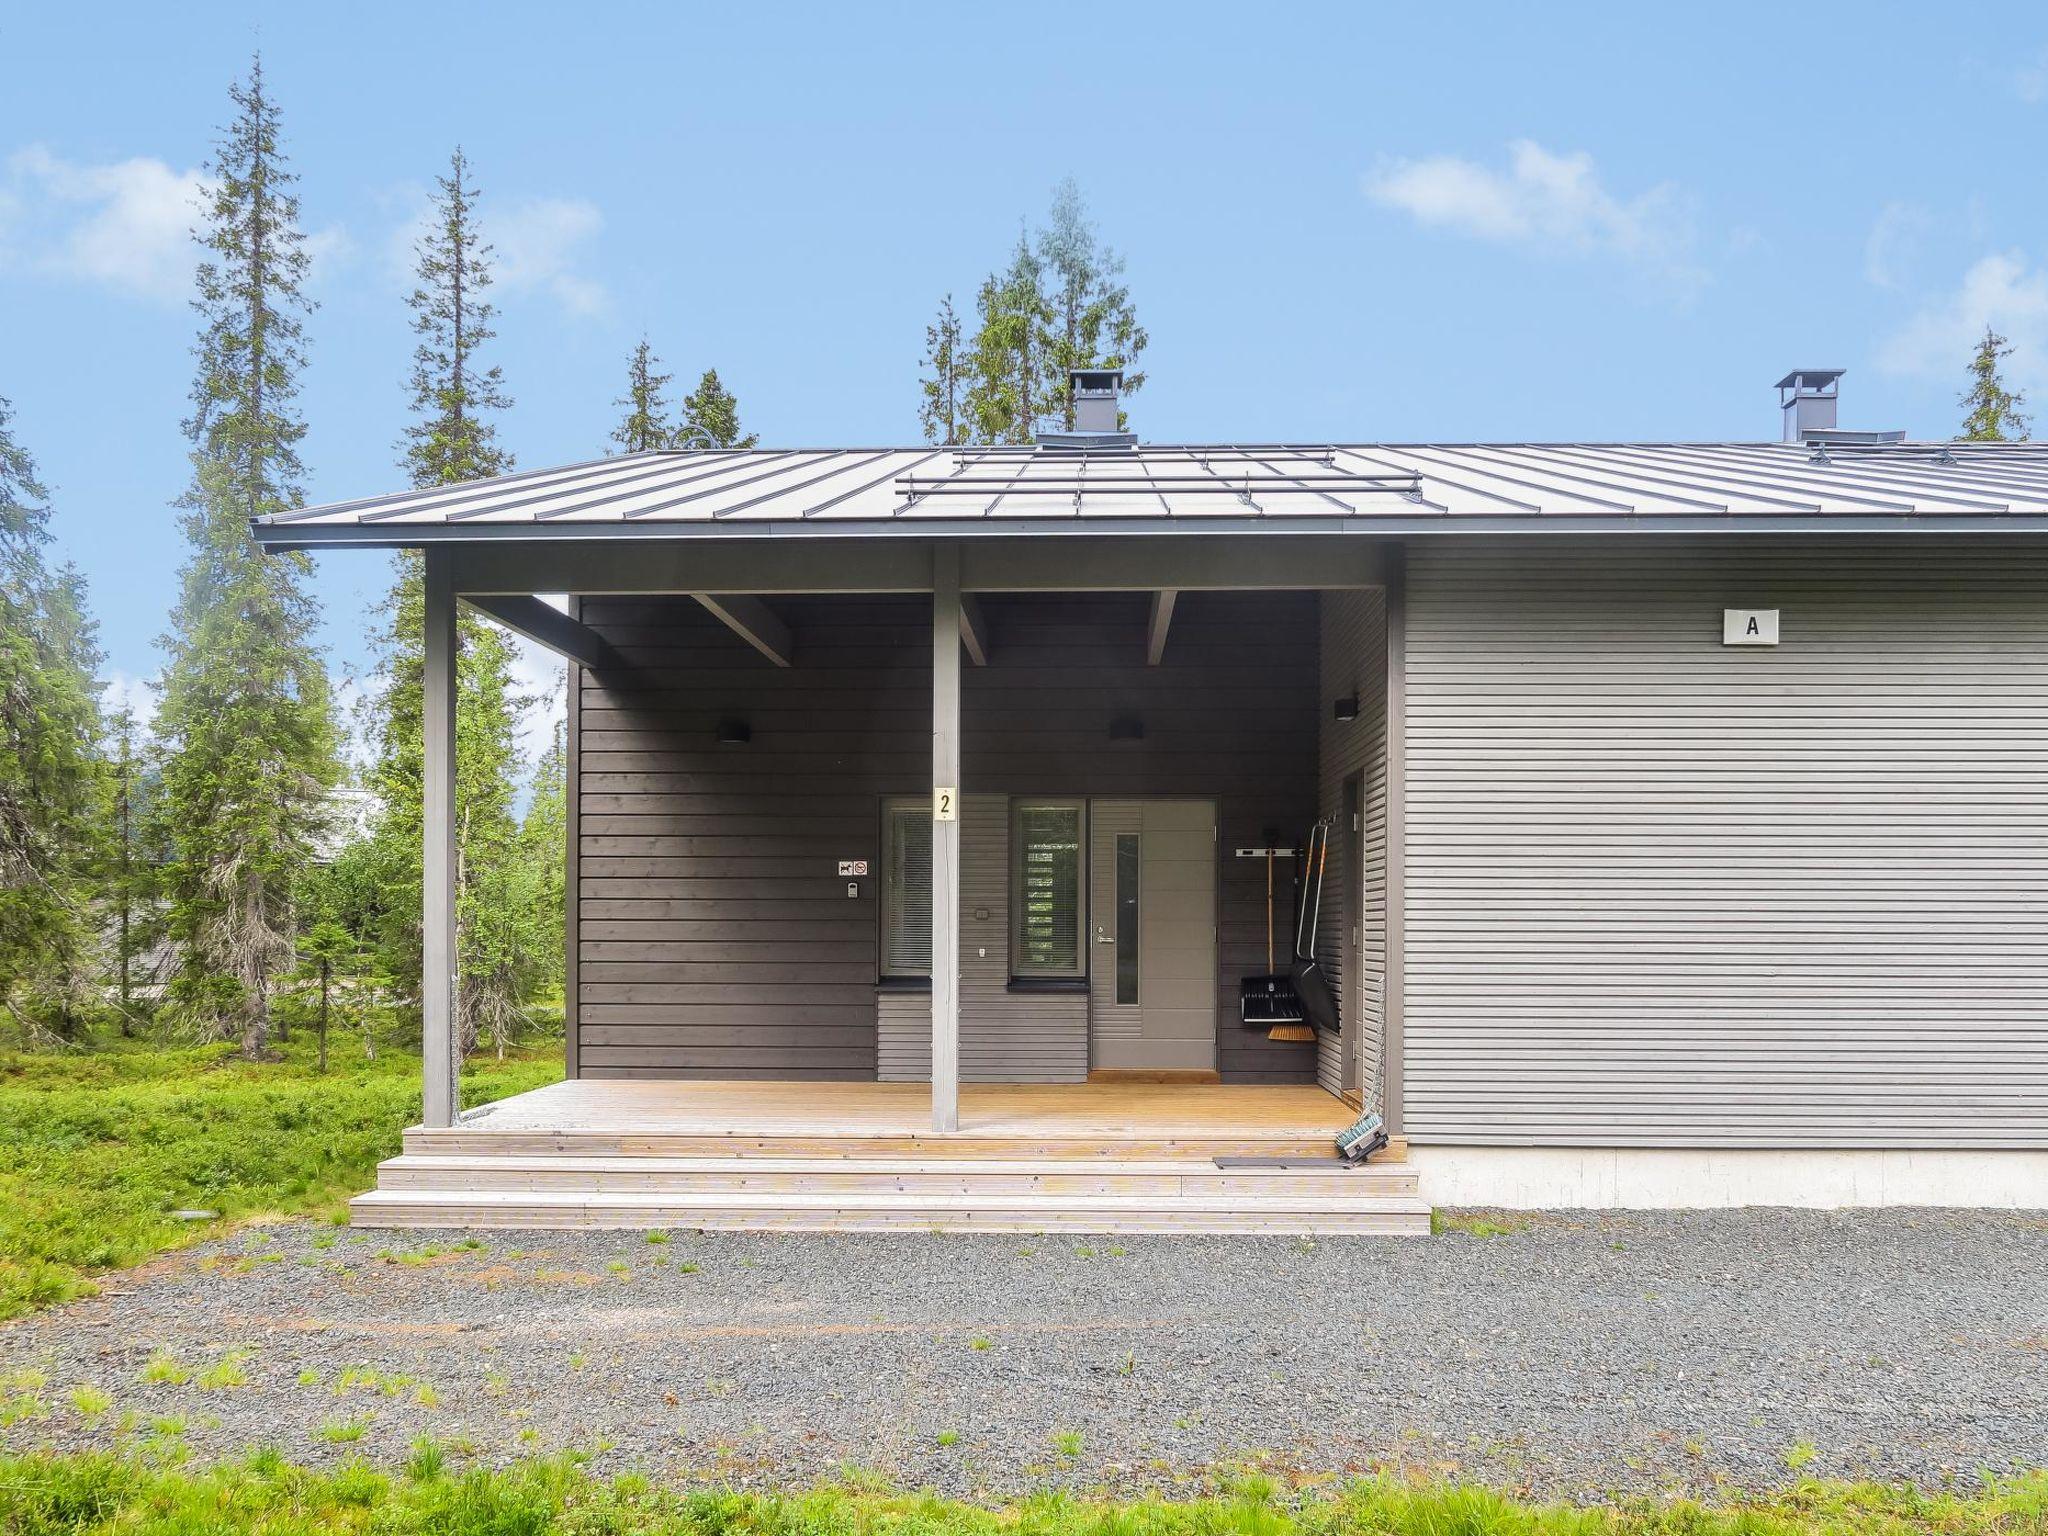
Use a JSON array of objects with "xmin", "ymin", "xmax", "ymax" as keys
[
  {"xmin": 1013, "ymin": 801, "xmax": 1084, "ymax": 976},
  {"xmin": 1115, "ymin": 832, "xmax": 1140, "ymax": 1004}
]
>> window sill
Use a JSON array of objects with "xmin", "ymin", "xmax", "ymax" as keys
[
  {"xmin": 875, "ymin": 977, "xmax": 932, "ymax": 993},
  {"xmin": 1006, "ymin": 977, "xmax": 1089, "ymax": 995}
]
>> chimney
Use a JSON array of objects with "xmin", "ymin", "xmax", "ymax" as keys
[
  {"xmin": 1070, "ymin": 368, "xmax": 1122, "ymax": 433},
  {"xmin": 1775, "ymin": 369, "xmax": 1843, "ymax": 442},
  {"xmin": 1035, "ymin": 368, "xmax": 1135, "ymax": 448}
]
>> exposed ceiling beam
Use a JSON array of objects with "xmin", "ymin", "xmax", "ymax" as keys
[
  {"xmin": 1146, "ymin": 589, "xmax": 1178, "ymax": 666},
  {"xmin": 958, "ymin": 592, "xmax": 991, "ymax": 666},
  {"xmin": 460, "ymin": 594, "xmax": 620, "ymax": 671},
  {"xmin": 694, "ymin": 593, "xmax": 794, "ymax": 667}
]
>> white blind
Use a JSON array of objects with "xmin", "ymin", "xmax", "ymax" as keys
[
  {"xmin": 882, "ymin": 800, "xmax": 931, "ymax": 977},
  {"xmin": 1013, "ymin": 802, "xmax": 1083, "ymax": 976}
]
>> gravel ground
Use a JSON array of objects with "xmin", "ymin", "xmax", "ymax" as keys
[{"xmin": 1, "ymin": 1209, "xmax": 2043, "ymax": 1498}]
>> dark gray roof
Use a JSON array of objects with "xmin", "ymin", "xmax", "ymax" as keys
[{"xmin": 252, "ymin": 440, "xmax": 2048, "ymax": 547}]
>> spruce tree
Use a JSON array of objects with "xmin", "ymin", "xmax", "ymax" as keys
[
  {"xmin": 1958, "ymin": 327, "xmax": 2030, "ymax": 441},
  {"xmin": 1035, "ymin": 179, "xmax": 1147, "ymax": 430},
  {"xmin": 917, "ymin": 295, "xmax": 966, "ymax": 446},
  {"xmin": 0, "ymin": 399, "xmax": 107, "ymax": 1038},
  {"xmin": 611, "ymin": 338, "xmax": 679, "ymax": 452},
  {"xmin": 518, "ymin": 718, "xmax": 568, "ymax": 1004},
  {"xmin": 679, "ymin": 368, "xmax": 758, "ymax": 449},
  {"xmin": 153, "ymin": 59, "xmax": 338, "ymax": 1057},
  {"xmin": 369, "ymin": 146, "xmax": 542, "ymax": 1058},
  {"xmin": 401, "ymin": 149, "xmax": 511, "ymax": 485}
]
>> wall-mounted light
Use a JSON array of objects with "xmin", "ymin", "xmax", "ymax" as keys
[
  {"xmin": 1332, "ymin": 696, "xmax": 1359, "ymax": 722},
  {"xmin": 715, "ymin": 718, "xmax": 752, "ymax": 746},
  {"xmin": 1108, "ymin": 714, "xmax": 1145, "ymax": 743}
]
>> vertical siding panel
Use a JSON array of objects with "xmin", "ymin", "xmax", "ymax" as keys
[
  {"xmin": 1316, "ymin": 591, "xmax": 1389, "ymax": 1101},
  {"xmin": 1402, "ymin": 535, "xmax": 2048, "ymax": 1148}
]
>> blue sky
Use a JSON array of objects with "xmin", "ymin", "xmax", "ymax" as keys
[{"xmin": 7, "ymin": 1, "xmax": 2048, "ymax": 755}]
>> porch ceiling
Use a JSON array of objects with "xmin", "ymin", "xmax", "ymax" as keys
[{"xmin": 251, "ymin": 441, "xmax": 2048, "ymax": 550}]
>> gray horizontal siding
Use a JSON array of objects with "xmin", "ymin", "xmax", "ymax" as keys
[
  {"xmin": 1401, "ymin": 535, "xmax": 2048, "ymax": 1148},
  {"xmin": 878, "ymin": 794, "xmax": 1088, "ymax": 1082}
]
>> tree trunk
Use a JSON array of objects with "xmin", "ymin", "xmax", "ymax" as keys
[{"xmin": 316, "ymin": 958, "xmax": 329, "ymax": 1074}]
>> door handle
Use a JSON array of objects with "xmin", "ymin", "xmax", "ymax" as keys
[{"xmin": 1094, "ymin": 926, "xmax": 1115, "ymax": 945}]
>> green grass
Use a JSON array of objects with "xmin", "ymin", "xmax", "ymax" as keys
[
  {"xmin": 0, "ymin": 1033, "xmax": 560, "ymax": 1321},
  {"xmin": 0, "ymin": 1455, "xmax": 2041, "ymax": 1536}
]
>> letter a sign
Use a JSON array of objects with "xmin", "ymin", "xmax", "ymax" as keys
[{"xmin": 1723, "ymin": 609, "xmax": 1780, "ymax": 646}]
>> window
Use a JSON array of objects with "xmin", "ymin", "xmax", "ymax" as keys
[
  {"xmin": 1114, "ymin": 832, "xmax": 1140, "ymax": 1004},
  {"xmin": 1011, "ymin": 799, "xmax": 1085, "ymax": 978},
  {"xmin": 880, "ymin": 797, "xmax": 931, "ymax": 978}
]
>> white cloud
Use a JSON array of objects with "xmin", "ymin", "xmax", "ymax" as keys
[
  {"xmin": 5, "ymin": 145, "xmax": 209, "ymax": 302},
  {"xmin": 101, "ymin": 671, "xmax": 159, "ymax": 732},
  {"xmin": 383, "ymin": 187, "xmax": 606, "ymax": 318},
  {"xmin": 1864, "ymin": 201, "xmax": 1930, "ymax": 291},
  {"xmin": 2014, "ymin": 44, "xmax": 2048, "ymax": 103},
  {"xmin": 492, "ymin": 196, "xmax": 607, "ymax": 317},
  {"xmin": 1876, "ymin": 251, "xmax": 2048, "ymax": 389},
  {"xmin": 1364, "ymin": 139, "xmax": 1703, "ymax": 293}
]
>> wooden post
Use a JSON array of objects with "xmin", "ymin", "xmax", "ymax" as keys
[
  {"xmin": 421, "ymin": 547, "xmax": 459, "ymax": 1129},
  {"xmin": 930, "ymin": 547, "xmax": 962, "ymax": 1132}
]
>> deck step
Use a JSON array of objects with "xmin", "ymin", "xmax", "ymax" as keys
[
  {"xmin": 348, "ymin": 1185, "xmax": 1433, "ymax": 1236},
  {"xmin": 373, "ymin": 1152, "xmax": 1419, "ymax": 1199},
  {"xmin": 401, "ymin": 1129, "xmax": 1364, "ymax": 1161}
]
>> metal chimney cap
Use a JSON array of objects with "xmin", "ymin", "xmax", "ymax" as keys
[
  {"xmin": 1070, "ymin": 367, "xmax": 1123, "ymax": 396},
  {"xmin": 1775, "ymin": 368, "xmax": 1844, "ymax": 395}
]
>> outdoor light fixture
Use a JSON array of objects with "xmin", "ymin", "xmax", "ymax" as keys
[
  {"xmin": 715, "ymin": 718, "xmax": 752, "ymax": 746},
  {"xmin": 1333, "ymin": 696, "xmax": 1359, "ymax": 722},
  {"xmin": 1108, "ymin": 715, "xmax": 1146, "ymax": 743}
]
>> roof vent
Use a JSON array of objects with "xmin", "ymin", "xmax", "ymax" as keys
[
  {"xmin": 1035, "ymin": 368, "xmax": 1135, "ymax": 449},
  {"xmin": 1776, "ymin": 369, "xmax": 1843, "ymax": 442}
]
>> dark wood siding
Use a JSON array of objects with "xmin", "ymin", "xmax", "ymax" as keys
[{"xmin": 573, "ymin": 591, "xmax": 1321, "ymax": 1083}]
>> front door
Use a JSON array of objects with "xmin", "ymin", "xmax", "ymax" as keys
[{"xmin": 1088, "ymin": 799, "xmax": 1217, "ymax": 1072}]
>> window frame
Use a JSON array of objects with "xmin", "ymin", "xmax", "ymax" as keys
[
  {"xmin": 878, "ymin": 794, "xmax": 932, "ymax": 981},
  {"xmin": 1008, "ymin": 796, "xmax": 1088, "ymax": 981}
]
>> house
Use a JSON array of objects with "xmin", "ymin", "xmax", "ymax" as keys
[{"xmin": 253, "ymin": 369, "xmax": 2048, "ymax": 1229}]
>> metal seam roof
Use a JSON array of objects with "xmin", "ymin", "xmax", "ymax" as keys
[{"xmin": 252, "ymin": 441, "xmax": 2048, "ymax": 545}]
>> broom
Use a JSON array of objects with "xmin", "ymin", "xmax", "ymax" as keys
[{"xmin": 1268, "ymin": 834, "xmax": 1318, "ymax": 1043}]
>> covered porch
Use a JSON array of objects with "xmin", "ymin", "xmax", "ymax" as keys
[{"xmin": 256, "ymin": 434, "xmax": 1422, "ymax": 1231}]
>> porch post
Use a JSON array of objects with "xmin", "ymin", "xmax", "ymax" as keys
[
  {"xmin": 930, "ymin": 546, "xmax": 962, "ymax": 1132},
  {"xmin": 421, "ymin": 547, "xmax": 459, "ymax": 1129}
]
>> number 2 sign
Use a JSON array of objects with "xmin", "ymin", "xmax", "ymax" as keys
[{"xmin": 933, "ymin": 787, "xmax": 957, "ymax": 822}]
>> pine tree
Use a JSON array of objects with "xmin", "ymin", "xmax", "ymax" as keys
[
  {"xmin": 963, "ymin": 236, "xmax": 1052, "ymax": 444},
  {"xmin": 917, "ymin": 295, "xmax": 966, "ymax": 446},
  {"xmin": 369, "ymin": 145, "xmax": 542, "ymax": 1058},
  {"xmin": 0, "ymin": 399, "xmax": 107, "ymax": 1038},
  {"xmin": 1035, "ymin": 179, "xmax": 1147, "ymax": 430},
  {"xmin": 1958, "ymin": 327, "xmax": 2030, "ymax": 441},
  {"xmin": 153, "ymin": 59, "xmax": 339, "ymax": 1057},
  {"xmin": 611, "ymin": 338, "xmax": 679, "ymax": 452},
  {"xmin": 679, "ymin": 368, "xmax": 758, "ymax": 449}
]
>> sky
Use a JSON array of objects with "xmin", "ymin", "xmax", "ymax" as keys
[{"xmin": 7, "ymin": 1, "xmax": 2048, "ymax": 768}]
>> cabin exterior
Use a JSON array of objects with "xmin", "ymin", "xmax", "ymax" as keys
[{"xmin": 253, "ymin": 375, "xmax": 2048, "ymax": 1228}]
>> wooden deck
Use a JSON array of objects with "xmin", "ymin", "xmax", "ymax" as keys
[{"xmin": 358, "ymin": 1080, "xmax": 1428, "ymax": 1235}]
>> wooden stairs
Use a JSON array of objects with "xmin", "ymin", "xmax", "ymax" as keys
[{"xmin": 353, "ymin": 1127, "xmax": 1431, "ymax": 1235}]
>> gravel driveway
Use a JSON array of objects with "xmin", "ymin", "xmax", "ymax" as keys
[{"xmin": 1, "ymin": 1210, "xmax": 2042, "ymax": 1498}]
